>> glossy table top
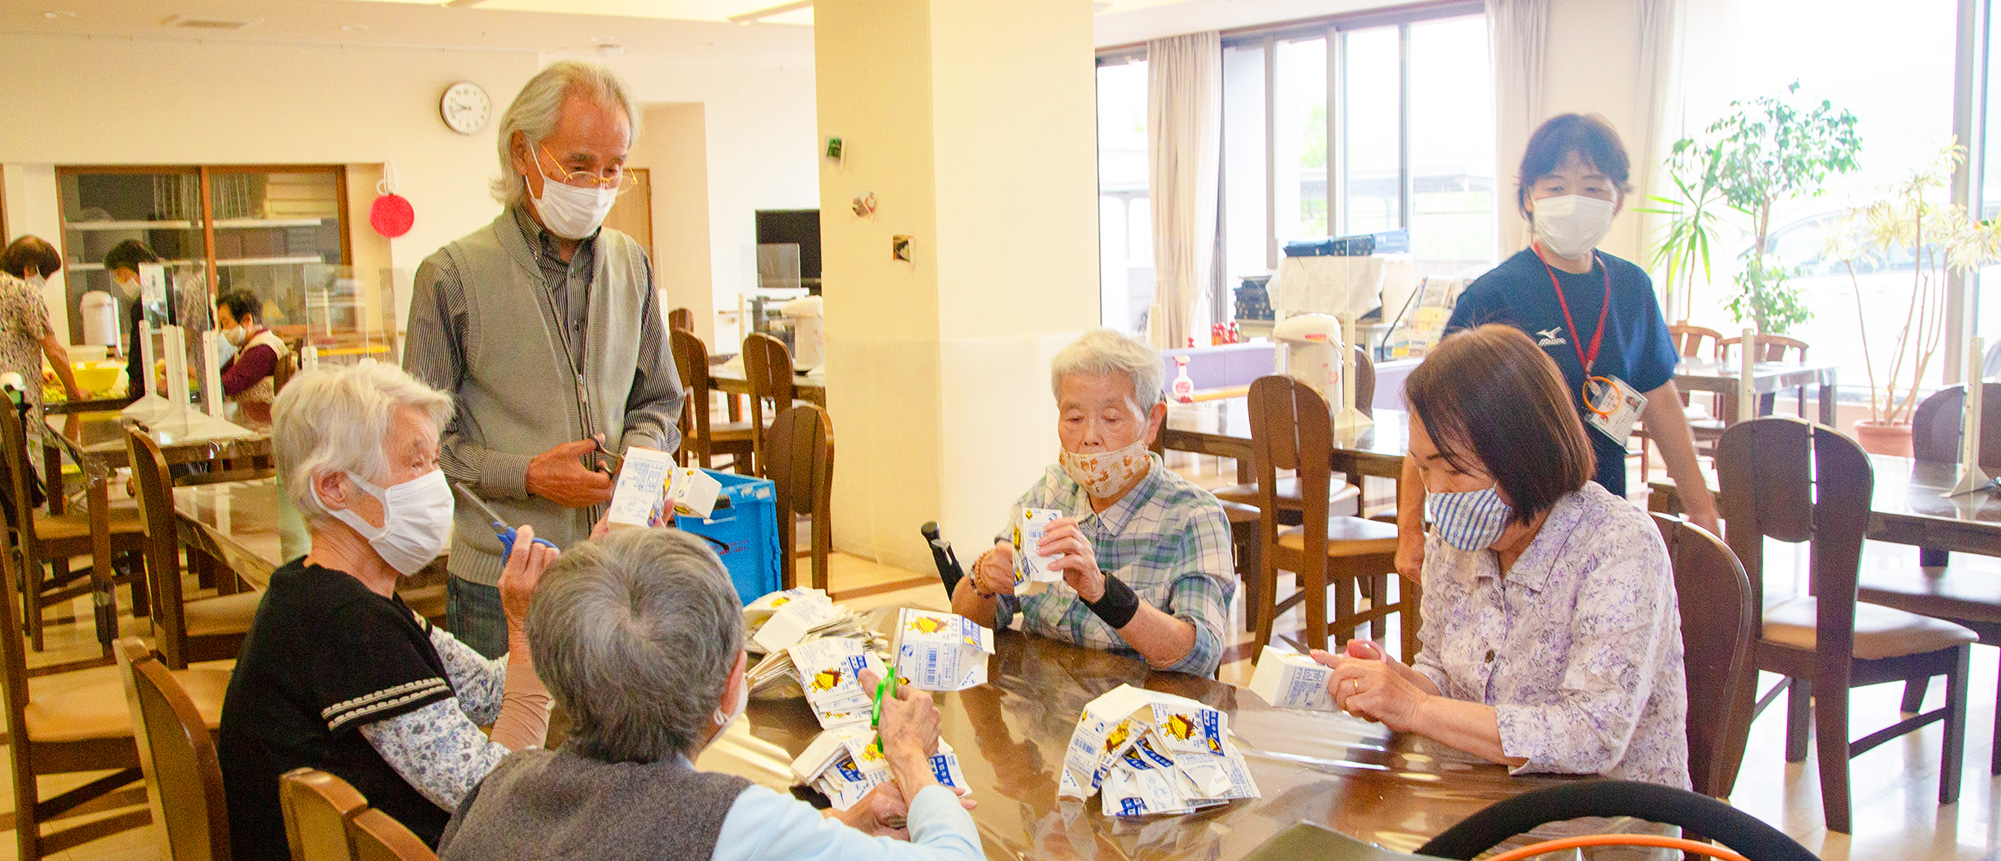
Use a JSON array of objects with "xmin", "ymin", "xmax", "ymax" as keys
[
  {"xmin": 1673, "ymin": 359, "xmax": 1840, "ymax": 391},
  {"xmin": 1650, "ymin": 455, "xmax": 2001, "ymax": 554},
  {"xmin": 38, "ymin": 409, "xmax": 267, "ymax": 473},
  {"xmin": 694, "ymin": 604, "xmax": 1559, "ymax": 859},
  {"xmin": 173, "ymin": 478, "xmax": 287, "ymax": 588},
  {"xmin": 1163, "ymin": 402, "xmax": 1411, "ymax": 479}
]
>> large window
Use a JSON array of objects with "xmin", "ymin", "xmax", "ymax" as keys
[{"xmin": 1097, "ymin": 55, "xmax": 1151, "ymax": 336}]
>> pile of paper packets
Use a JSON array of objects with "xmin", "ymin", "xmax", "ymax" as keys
[
  {"xmin": 789, "ymin": 725, "xmax": 972, "ymax": 810},
  {"xmin": 742, "ymin": 588, "xmax": 881, "ymax": 700},
  {"xmin": 1059, "ymin": 685, "xmax": 1260, "ymax": 816}
]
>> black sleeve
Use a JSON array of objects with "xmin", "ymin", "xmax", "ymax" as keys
[
  {"xmin": 126, "ymin": 300, "xmax": 142, "ymax": 395},
  {"xmin": 309, "ymin": 598, "xmax": 454, "ymax": 735}
]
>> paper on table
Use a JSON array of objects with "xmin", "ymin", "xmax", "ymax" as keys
[{"xmin": 890, "ymin": 608, "xmax": 993, "ymax": 691}]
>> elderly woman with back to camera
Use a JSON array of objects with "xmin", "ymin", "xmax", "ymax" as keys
[
  {"xmin": 439, "ymin": 528, "xmax": 983, "ymax": 860},
  {"xmin": 218, "ymin": 362, "xmax": 557, "ymax": 856}
]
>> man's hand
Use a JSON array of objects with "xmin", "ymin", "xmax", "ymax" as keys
[
  {"xmin": 526, "ymin": 439, "xmax": 613, "ymax": 508},
  {"xmin": 498, "ymin": 525, "xmax": 558, "ymax": 633},
  {"xmin": 1038, "ymin": 518, "xmax": 1104, "ymax": 602}
]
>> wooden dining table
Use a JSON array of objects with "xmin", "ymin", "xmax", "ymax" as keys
[
  {"xmin": 709, "ymin": 360, "xmax": 828, "ymax": 407},
  {"xmin": 1648, "ymin": 454, "xmax": 2001, "ymax": 556},
  {"xmin": 694, "ymin": 602, "xmax": 1561, "ymax": 860},
  {"xmin": 1673, "ymin": 359, "xmax": 1840, "ymax": 426},
  {"xmin": 1161, "ymin": 399, "xmax": 1412, "ymax": 484},
  {"xmin": 172, "ymin": 478, "xmax": 288, "ymax": 589}
]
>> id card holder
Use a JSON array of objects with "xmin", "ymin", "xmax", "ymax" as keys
[{"xmin": 1583, "ymin": 375, "xmax": 1647, "ymax": 444}]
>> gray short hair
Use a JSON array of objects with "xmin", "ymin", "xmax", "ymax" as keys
[
  {"xmin": 528, "ymin": 528, "xmax": 743, "ymax": 763},
  {"xmin": 491, "ymin": 60, "xmax": 642, "ymax": 207},
  {"xmin": 1049, "ymin": 329, "xmax": 1164, "ymax": 415},
  {"xmin": 272, "ymin": 362, "xmax": 454, "ymax": 523}
]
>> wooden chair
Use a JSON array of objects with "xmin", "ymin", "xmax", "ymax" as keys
[
  {"xmin": 1718, "ymin": 334, "xmax": 1811, "ymax": 422},
  {"xmin": 273, "ymin": 350, "xmax": 301, "ymax": 394},
  {"xmin": 1640, "ymin": 324, "xmax": 1728, "ymax": 476},
  {"xmin": 668, "ymin": 307, "xmax": 695, "ymax": 333},
  {"xmin": 1246, "ymin": 375, "xmax": 1414, "ymax": 659},
  {"xmin": 741, "ymin": 332, "xmax": 795, "ymax": 477},
  {"xmin": 1717, "ymin": 417, "xmax": 1973, "ymax": 833},
  {"xmin": 767, "ymin": 404, "xmax": 834, "ymax": 591},
  {"xmin": 126, "ymin": 428, "xmax": 264, "ymax": 668},
  {"xmin": 1857, "ymin": 383, "xmax": 2001, "ymax": 771},
  {"xmin": 1149, "ymin": 435, "xmax": 1264, "ymax": 619},
  {"xmin": 1651, "ymin": 513, "xmax": 1754, "ymax": 799},
  {"xmin": 1210, "ymin": 346, "xmax": 1373, "ymax": 525},
  {"xmin": 280, "ymin": 768, "xmax": 367, "ymax": 861},
  {"xmin": 0, "ymin": 535, "xmax": 230, "ymax": 860},
  {"xmin": 350, "ymin": 809, "xmax": 438, "ymax": 861},
  {"xmin": 670, "ymin": 329, "xmax": 754, "ymax": 473},
  {"xmin": 114, "ymin": 638, "xmax": 230, "ymax": 861},
  {"xmin": 0, "ymin": 405, "xmax": 150, "ymax": 651}
]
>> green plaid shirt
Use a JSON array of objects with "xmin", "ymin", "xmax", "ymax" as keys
[{"xmin": 992, "ymin": 456, "xmax": 1235, "ymax": 677}]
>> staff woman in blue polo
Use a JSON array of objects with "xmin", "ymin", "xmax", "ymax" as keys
[{"xmin": 1394, "ymin": 113, "xmax": 1718, "ymax": 580}]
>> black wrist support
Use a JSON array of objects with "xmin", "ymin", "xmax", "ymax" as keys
[{"xmin": 1083, "ymin": 575, "xmax": 1141, "ymax": 629}]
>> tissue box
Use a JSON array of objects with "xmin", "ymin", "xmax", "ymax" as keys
[
  {"xmin": 1012, "ymin": 507, "xmax": 1065, "ymax": 589},
  {"xmin": 1058, "ymin": 684, "xmax": 1259, "ymax": 815},
  {"xmin": 890, "ymin": 609, "xmax": 993, "ymax": 692},
  {"xmin": 1247, "ymin": 646, "xmax": 1339, "ymax": 712},
  {"xmin": 605, "ymin": 446, "xmax": 677, "ymax": 530}
]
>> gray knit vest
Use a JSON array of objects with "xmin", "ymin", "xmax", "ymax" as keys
[
  {"xmin": 438, "ymin": 748, "xmax": 751, "ymax": 861},
  {"xmin": 426, "ymin": 213, "xmax": 650, "ymax": 587}
]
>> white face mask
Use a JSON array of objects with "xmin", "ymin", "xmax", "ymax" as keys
[
  {"xmin": 222, "ymin": 325, "xmax": 247, "ymax": 347},
  {"xmin": 114, "ymin": 275, "xmax": 140, "ymax": 299},
  {"xmin": 711, "ymin": 669, "xmax": 748, "ymax": 731},
  {"xmin": 1531, "ymin": 194, "xmax": 1617, "ymax": 260},
  {"xmin": 314, "ymin": 469, "xmax": 455, "ymax": 576},
  {"xmin": 25, "ymin": 273, "xmax": 46, "ymax": 291},
  {"xmin": 527, "ymin": 150, "xmax": 618, "ymax": 241},
  {"xmin": 1059, "ymin": 437, "xmax": 1153, "ymax": 499}
]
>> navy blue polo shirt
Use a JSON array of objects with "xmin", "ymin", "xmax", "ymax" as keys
[{"xmin": 1445, "ymin": 248, "xmax": 1679, "ymax": 496}]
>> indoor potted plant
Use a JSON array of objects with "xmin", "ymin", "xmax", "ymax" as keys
[{"xmin": 1826, "ymin": 142, "xmax": 2001, "ymax": 455}]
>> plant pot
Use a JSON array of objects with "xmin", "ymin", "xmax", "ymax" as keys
[{"xmin": 1852, "ymin": 420, "xmax": 1914, "ymax": 457}]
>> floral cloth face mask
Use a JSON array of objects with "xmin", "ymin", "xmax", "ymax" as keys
[{"xmin": 1060, "ymin": 438, "xmax": 1152, "ymax": 499}]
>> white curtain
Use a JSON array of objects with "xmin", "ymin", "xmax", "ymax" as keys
[
  {"xmin": 1147, "ymin": 31, "xmax": 1222, "ymax": 350},
  {"xmin": 1487, "ymin": 0, "xmax": 1550, "ymax": 255},
  {"xmin": 1635, "ymin": 0, "xmax": 1688, "ymax": 319}
]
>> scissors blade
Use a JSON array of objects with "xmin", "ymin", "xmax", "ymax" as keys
[{"xmin": 452, "ymin": 483, "xmax": 506, "ymax": 526}]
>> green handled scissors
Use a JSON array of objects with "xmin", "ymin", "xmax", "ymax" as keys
[{"xmin": 870, "ymin": 667, "xmax": 900, "ymax": 735}]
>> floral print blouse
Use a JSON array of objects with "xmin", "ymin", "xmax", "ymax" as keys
[
  {"xmin": 0, "ymin": 274, "xmax": 52, "ymax": 413},
  {"xmin": 1413, "ymin": 481, "xmax": 1690, "ymax": 789}
]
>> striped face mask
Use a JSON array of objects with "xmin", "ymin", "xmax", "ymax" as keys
[{"xmin": 1425, "ymin": 485, "xmax": 1512, "ymax": 552}]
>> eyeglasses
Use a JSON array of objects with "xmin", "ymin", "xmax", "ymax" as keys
[{"xmin": 536, "ymin": 144, "xmax": 637, "ymax": 193}]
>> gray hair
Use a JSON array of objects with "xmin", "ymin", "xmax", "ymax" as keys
[
  {"xmin": 1049, "ymin": 329, "xmax": 1164, "ymax": 415},
  {"xmin": 272, "ymin": 362, "xmax": 454, "ymax": 523},
  {"xmin": 490, "ymin": 60, "xmax": 642, "ymax": 207},
  {"xmin": 528, "ymin": 528, "xmax": 743, "ymax": 763}
]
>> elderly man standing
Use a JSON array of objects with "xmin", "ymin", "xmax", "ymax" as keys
[{"xmin": 406, "ymin": 60, "xmax": 683, "ymax": 657}]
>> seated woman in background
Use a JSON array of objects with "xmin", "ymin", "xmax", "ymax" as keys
[
  {"xmin": 213, "ymin": 289, "xmax": 291, "ymax": 429},
  {"xmin": 951, "ymin": 329, "xmax": 1234, "ymax": 678},
  {"xmin": 440, "ymin": 528, "xmax": 982, "ymax": 860},
  {"xmin": 1319, "ymin": 324, "xmax": 1688, "ymax": 790},
  {"xmin": 219, "ymin": 362, "xmax": 556, "ymax": 856}
]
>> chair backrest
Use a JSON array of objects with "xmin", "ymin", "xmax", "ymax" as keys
[
  {"xmin": 1248, "ymin": 375, "xmax": 1336, "ymax": 552},
  {"xmin": 126, "ymin": 429, "xmax": 195, "ymax": 667},
  {"xmin": 1716, "ymin": 417, "xmax": 1872, "ymax": 655},
  {"xmin": 0, "ymin": 529, "xmax": 40, "ymax": 824},
  {"xmin": 1666, "ymin": 323, "xmax": 1723, "ymax": 359},
  {"xmin": 1651, "ymin": 515, "xmax": 1754, "ymax": 799},
  {"xmin": 0, "ymin": 405, "xmax": 43, "ymax": 551},
  {"xmin": 115, "ymin": 638, "xmax": 231, "ymax": 861},
  {"xmin": 280, "ymin": 768, "xmax": 366, "ymax": 861},
  {"xmin": 766, "ymin": 404, "xmax": 834, "ymax": 590},
  {"xmin": 1349, "ymin": 345, "xmax": 1376, "ymax": 417},
  {"xmin": 668, "ymin": 307, "xmax": 695, "ymax": 333},
  {"xmin": 670, "ymin": 329, "xmax": 715, "ymax": 460},
  {"xmin": 1718, "ymin": 333, "xmax": 1808, "ymax": 364},
  {"xmin": 1910, "ymin": 383, "xmax": 2001, "ymax": 468},
  {"xmin": 742, "ymin": 332, "xmax": 795, "ymax": 412},
  {"xmin": 273, "ymin": 350, "xmax": 301, "ymax": 395},
  {"xmin": 348, "ymin": 810, "xmax": 438, "ymax": 861}
]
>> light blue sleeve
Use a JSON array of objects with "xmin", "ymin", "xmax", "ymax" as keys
[{"xmin": 709, "ymin": 783, "xmax": 982, "ymax": 861}]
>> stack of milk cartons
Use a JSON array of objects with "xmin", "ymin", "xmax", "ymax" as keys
[
  {"xmin": 789, "ymin": 726, "xmax": 972, "ymax": 810},
  {"xmin": 742, "ymin": 588, "xmax": 878, "ymax": 697},
  {"xmin": 1057, "ymin": 685, "xmax": 1260, "ymax": 816}
]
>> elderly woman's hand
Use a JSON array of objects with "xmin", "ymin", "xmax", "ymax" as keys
[
  {"xmin": 1038, "ymin": 518, "xmax": 1105, "ymax": 602},
  {"xmin": 499, "ymin": 524, "xmax": 559, "ymax": 632},
  {"xmin": 830, "ymin": 781, "xmax": 913, "ymax": 839},
  {"xmin": 968, "ymin": 542, "xmax": 1016, "ymax": 598},
  {"xmin": 1314, "ymin": 641, "xmax": 1425, "ymax": 733},
  {"xmin": 861, "ymin": 669, "xmax": 943, "ymax": 786}
]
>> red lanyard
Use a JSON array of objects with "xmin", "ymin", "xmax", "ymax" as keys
[{"xmin": 1537, "ymin": 244, "xmax": 1611, "ymax": 374}]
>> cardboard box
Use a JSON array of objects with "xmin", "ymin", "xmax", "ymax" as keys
[
  {"xmin": 890, "ymin": 609, "xmax": 993, "ymax": 692},
  {"xmin": 1247, "ymin": 646, "xmax": 1339, "ymax": 712}
]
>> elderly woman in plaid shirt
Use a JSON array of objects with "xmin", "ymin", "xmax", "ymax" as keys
[{"xmin": 951, "ymin": 330, "xmax": 1234, "ymax": 677}]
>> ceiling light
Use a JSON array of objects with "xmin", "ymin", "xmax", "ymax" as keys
[
  {"xmin": 161, "ymin": 14, "xmax": 258, "ymax": 30},
  {"xmin": 595, "ymin": 43, "xmax": 624, "ymax": 56},
  {"xmin": 42, "ymin": 10, "xmax": 75, "ymax": 18},
  {"xmin": 727, "ymin": 0, "xmax": 811, "ymax": 25},
  {"xmin": 341, "ymin": 23, "xmax": 368, "ymax": 31}
]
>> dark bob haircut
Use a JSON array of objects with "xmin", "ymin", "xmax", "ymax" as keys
[
  {"xmin": 101, "ymin": 239, "xmax": 159, "ymax": 275},
  {"xmin": 1404, "ymin": 324, "xmax": 1595, "ymax": 524},
  {"xmin": 1517, "ymin": 113, "xmax": 1633, "ymax": 219},
  {"xmin": 0, "ymin": 236, "xmax": 61, "ymax": 280},
  {"xmin": 216, "ymin": 289, "xmax": 262, "ymax": 324}
]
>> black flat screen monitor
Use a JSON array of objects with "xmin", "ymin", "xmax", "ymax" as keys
[{"xmin": 755, "ymin": 209, "xmax": 821, "ymax": 293}]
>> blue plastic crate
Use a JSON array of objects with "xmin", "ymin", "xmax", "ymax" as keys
[{"xmin": 673, "ymin": 470, "xmax": 783, "ymax": 605}]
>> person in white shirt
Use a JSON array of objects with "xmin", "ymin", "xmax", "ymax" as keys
[{"xmin": 438, "ymin": 528, "xmax": 983, "ymax": 861}]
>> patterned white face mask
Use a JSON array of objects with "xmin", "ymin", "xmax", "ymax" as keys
[{"xmin": 1060, "ymin": 438, "xmax": 1152, "ymax": 499}]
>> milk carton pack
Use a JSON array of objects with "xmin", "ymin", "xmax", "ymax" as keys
[
  {"xmin": 890, "ymin": 609, "xmax": 994, "ymax": 692},
  {"xmin": 1058, "ymin": 684, "xmax": 1259, "ymax": 816},
  {"xmin": 605, "ymin": 446, "xmax": 677, "ymax": 530},
  {"xmin": 787, "ymin": 637, "xmax": 888, "ymax": 729},
  {"xmin": 668, "ymin": 466, "xmax": 723, "ymax": 519},
  {"xmin": 1247, "ymin": 646, "xmax": 1339, "ymax": 711},
  {"xmin": 791, "ymin": 727, "xmax": 971, "ymax": 810},
  {"xmin": 747, "ymin": 588, "xmax": 839, "ymax": 653},
  {"xmin": 1012, "ymin": 507, "xmax": 1065, "ymax": 590}
]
